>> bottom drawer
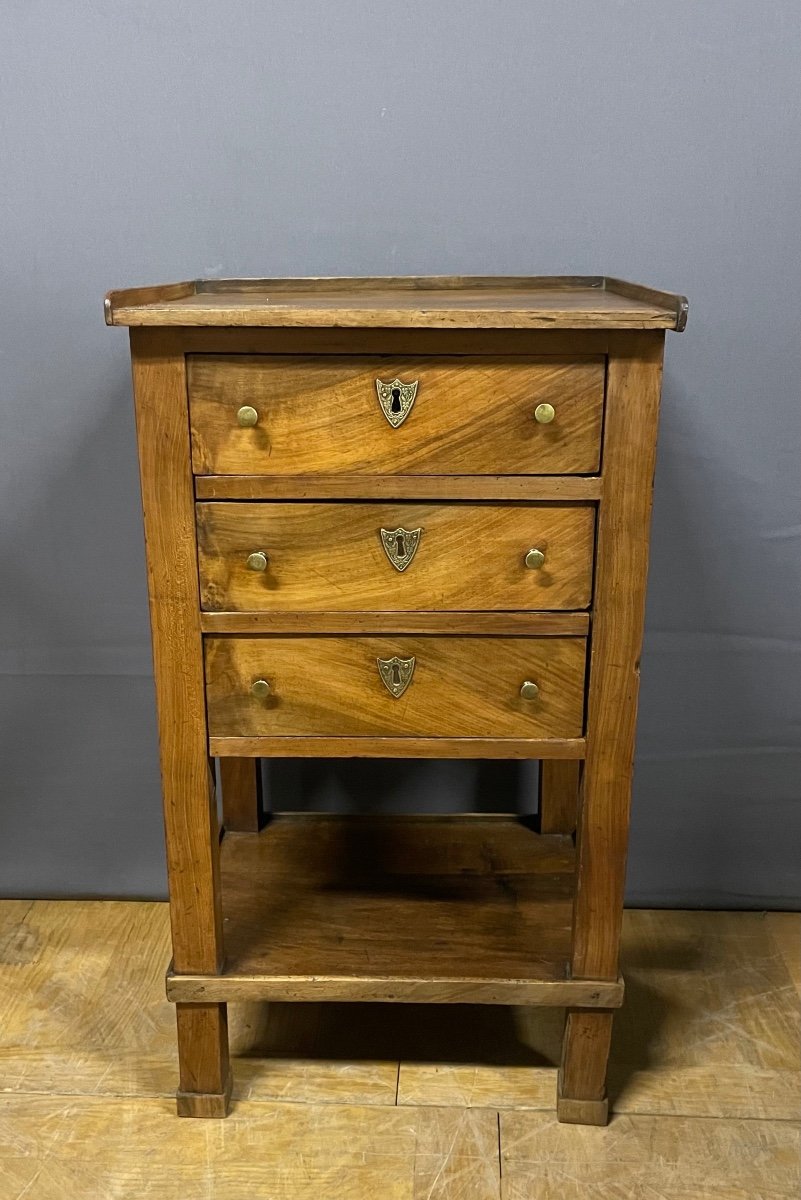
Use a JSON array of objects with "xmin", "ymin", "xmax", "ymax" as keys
[{"xmin": 205, "ymin": 636, "xmax": 586, "ymax": 739}]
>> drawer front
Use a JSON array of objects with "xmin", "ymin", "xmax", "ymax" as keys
[
  {"xmin": 188, "ymin": 355, "xmax": 604, "ymax": 476},
  {"xmin": 205, "ymin": 636, "xmax": 586, "ymax": 738},
  {"xmin": 197, "ymin": 502, "xmax": 595, "ymax": 612}
]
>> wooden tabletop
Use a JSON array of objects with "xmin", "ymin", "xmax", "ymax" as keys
[{"xmin": 104, "ymin": 275, "xmax": 688, "ymax": 330}]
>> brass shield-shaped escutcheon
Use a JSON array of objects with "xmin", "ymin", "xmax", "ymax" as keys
[
  {"xmin": 375, "ymin": 377, "xmax": 418, "ymax": 427},
  {"xmin": 379, "ymin": 526, "xmax": 422, "ymax": 572},
  {"xmin": 377, "ymin": 655, "xmax": 416, "ymax": 698}
]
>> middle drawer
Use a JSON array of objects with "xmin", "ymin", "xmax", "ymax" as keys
[{"xmin": 197, "ymin": 502, "xmax": 595, "ymax": 612}]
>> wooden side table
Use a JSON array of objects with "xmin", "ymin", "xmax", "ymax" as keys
[{"xmin": 106, "ymin": 275, "xmax": 687, "ymax": 1124}]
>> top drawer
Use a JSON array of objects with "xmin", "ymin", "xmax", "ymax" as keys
[{"xmin": 188, "ymin": 355, "xmax": 604, "ymax": 476}]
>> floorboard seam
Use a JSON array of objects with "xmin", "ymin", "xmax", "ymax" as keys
[
  {"xmin": 497, "ymin": 1110, "xmax": 503, "ymax": 1184},
  {"xmin": 2, "ymin": 1088, "xmax": 797, "ymax": 1122}
]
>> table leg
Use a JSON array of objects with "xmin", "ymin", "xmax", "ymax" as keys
[
  {"xmin": 175, "ymin": 1003, "xmax": 232, "ymax": 1117},
  {"xmin": 558, "ymin": 1010, "xmax": 613, "ymax": 1124},
  {"xmin": 220, "ymin": 758, "xmax": 264, "ymax": 832},
  {"xmin": 538, "ymin": 760, "xmax": 580, "ymax": 834}
]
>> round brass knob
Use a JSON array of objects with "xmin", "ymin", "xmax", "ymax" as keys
[
  {"xmin": 246, "ymin": 551, "xmax": 269, "ymax": 572},
  {"xmin": 524, "ymin": 548, "xmax": 546, "ymax": 570},
  {"xmin": 237, "ymin": 405, "xmax": 259, "ymax": 428},
  {"xmin": 520, "ymin": 681, "xmax": 539, "ymax": 700},
  {"xmin": 250, "ymin": 679, "xmax": 271, "ymax": 698},
  {"xmin": 534, "ymin": 402, "xmax": 555, "ymax": 424}
]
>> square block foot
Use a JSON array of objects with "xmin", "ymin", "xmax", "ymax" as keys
[
  {"xmin": 556, "ymin": 1087, "xmax": 609, "ymax": 1126},
  {"xmin": 176, "ymin": 1073, "xmax": 233, "ymax": 1119}
]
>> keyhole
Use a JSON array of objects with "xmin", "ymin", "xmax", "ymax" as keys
[
  {"xmin": 392, "ymin": 664, "xmax": 401, "ymax": 686},
  {"xmin": 390, "ymin": 386, "xmax": 401, "ymax": 414},
  {"xmin": 395, "ymin": 534, "xmax": 406, "ymax": 558}
]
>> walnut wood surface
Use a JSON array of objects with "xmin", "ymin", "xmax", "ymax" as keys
[
  {"xmin": 205, "ymin": 635, "xmax": 586, "ymax": 739},
  {"xmin": 105, "ymin": 275, "xmax": 687, "ymax": 329},
  {"xmin": 105, "ymin": 280, "xmax": 194, "ymax": 325},
  {"xmin": 218, "ymin": 758, "xmax": 263, "ymax": 833},
  {"xmin": 166, "ymin": 816, "xmax": 618, "ymax": 1006},
  {"xmin": 556, "ymin": 1078, "xmax": 610, "ymax": 1126},
  {"xmin": 200, "ymin": 611, "xmax": 590, "ymax": 635},
  {"xmin": 168, "ymin": 972, "xmax": 621, "ymax": 1007},
  {"xmin": 573, "ymin": 332, "xmax": 665, "ymax": 980},
  {"xmin": 194, "ymin": 474, "xmax": 603, "ymax": 500},
  {"xmin": 114, "ymin": 275, "xmax": 682, "ymax": 1125},
  {"xmin": 188, "ymin": 355, "xmax": 604, "ymax": 476},
  {"xmin": 178, "ymin": 326, "xmax": 614, "ymax": 356},
  {"xmin": 210, "ymin": 735, "xmax": 586, "ymax": 759},
  {"xmin": 559, "ymin": 1010, "xmax": 614, "ymax": 1125},
  {"xmin": 560, "ymin": 330, "xmax": 666, "ymax": 1121},
  {"xmin": 539, "ymin": 760, "xmax": 581, "ymax": 834},
  {"xmin": 175, "ymin": 1003, "xmax": 231, "ymax": 1118},
  {"xmin": 197, "ymin": 502, "xmax": 595, "ymax": 613},
  {"xmin": 129, "ymin": 328, "xmax": 230, "ymax": 1115},
  {"xmin": 129, "ymin": 331, "xmax": 223, "ymax": 974}
]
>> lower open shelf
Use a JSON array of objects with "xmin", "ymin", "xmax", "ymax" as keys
[{"xmin": 167, "ymin": 814, "xmax": 622, "ymax": 1008}]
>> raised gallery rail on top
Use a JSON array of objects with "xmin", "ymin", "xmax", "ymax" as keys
[{"xmin": 105, "ymin": 275, "xmax": 688, "ymax": 330}]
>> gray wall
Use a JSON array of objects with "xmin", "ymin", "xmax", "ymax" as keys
[{"xmin": 1, "ymin": 1, "xmax": 799, "ymax": 906}]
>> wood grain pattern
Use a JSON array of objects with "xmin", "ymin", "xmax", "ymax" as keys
[
  {"xmin": 558, "ymin": 1010, "xmax": 614, "ymax": 1124},
  {"xmin": 611, "ymin": 909, "xmax": 801, "ymax": 1117},
  {"xmin": 606, "ymin": 276, "xmax": 689, "ymax": 332},
  {"xmin": 559, "ymin": 331, "xmax": 666, "ymax": 1120},
  {"xmin": 573, "ymin": 333, "xmax": 666, "ymax": 979},
  {"xmin": 175, "ymin": 1003, "xmax": 231, "ymax": 1117},
  {"xmin": 188, "ymin": 355, "xmax": 605, "ymax": 476},
  {"xmin": 177, "ymin": 326, "xmax": 614, "ymax": 357},
  {"xmin": 219, "ymin": 758, "xmax": 264, "ymax": 833},
  {"xmin": 204, "ymin": 635, "xmax": 586, "ymax": 739},
  {"xmin": 554, "ymin": 1088, "xmax": 609, "ymax": 1125},
  {"xmin": 112, "ymin": 275, "xmax": 687, "ymax": 1124},
  {"xmin": 0, "ymin": 1097, "xmax": 503, "ymax": 1200},
  {"xmin": 397, "ymin": 913, "xmax": 801, "ymax": 1121},
  {"xmin": 0, "ymin": 899, "xmax": 398, "ymax": 1109},
  {"xmin": 209, "ymin": 734, "xmax": 585, "ymax": 753},
  {"xmin": 164, "ymin": 816, "xmax": 616, "ymax": 1009},
  {"xmin": 2, "ymin": 1101, "xmax": 796, "ymax": 1200},
  {"xmin": 129, "ymin": 330, "xmax": 222, "ymax": 973},
  {"xmin": 129, "ymin": 328, "xmax": 228, "ymax": 1111},
  {"xmin": 104, "ymin": 279, "xmax": 195, "ymax": 324},
  {"xmin": 195, "ymin": 473, "xmax": 603, "ymax": 501},
  {"xmin": 766, "ymin": 912, "xmax": 801, "ymax": 998},
  {"xmin": 500, "ymin": 1112, "xmax": 798, "ymax": 1200},
  {"xmin": 3, "ymin": 902, "xmax": 796, "ymax": 1120},
  {"xmin": 398, "ymin": 1062, "xmax": 801, "ymax": 1124},
  {"xmin": 398, "ymin": 1063, "xmax": 559, "ymax": 1112},
  {"xmin": 538, "ymin": 760, "xmax": 581, "ymax": 834},
  {"xmin": 197, "ymin": 502, "xmax": 595, "ymax": 613},
  {"xmin": 200, "ymin": 611, "xmax": 590, "ymax": 635},
  {"xmin": 197, "ymin": 276, "xmax": 605, "ymax": 292},
  {"xmin": 122, "ymin": 290, "xmax": 676, "ymax": 330},
  {"xmin": 168, "ymin": 973, "xmax": 622, "ymax": 1008},
  {"xmin": 210, "ymin": 735, "xmax": 586, "ymax": 758},
  {"xmin": 105, "ymin": 274, "xmax": 687, "ymax": 329}
]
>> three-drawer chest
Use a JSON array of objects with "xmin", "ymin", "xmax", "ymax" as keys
[{"xmin": 106, "ymin": 275, "xmax": 687, "ymax": 1124}]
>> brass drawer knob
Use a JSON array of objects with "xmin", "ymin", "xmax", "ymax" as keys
[
  {"xmin": 520, "ymin": 680, "xmax": 539, "ymax": 700},
  {"xmin": 237, "ymin": 405, "xmax": 259, "ymax": 427},
  {"xmin": 246, "ymin": 551, "xmax": 269, "ymax": 572},
  {"xmin": 250, "ymin": 679, "xmax": 271, "ymax": 698},
  {"xmin": 534, "ymin": 402, "xmax": 556, "ymax": 424},
  {"xmin": 524, "ymin": 548, "xmax": 546, "ymax": 570}
]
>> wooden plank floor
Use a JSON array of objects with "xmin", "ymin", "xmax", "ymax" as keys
[{"xmin": 0, "ymin": 901, "xmax": 798, "ymax": 1199}]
